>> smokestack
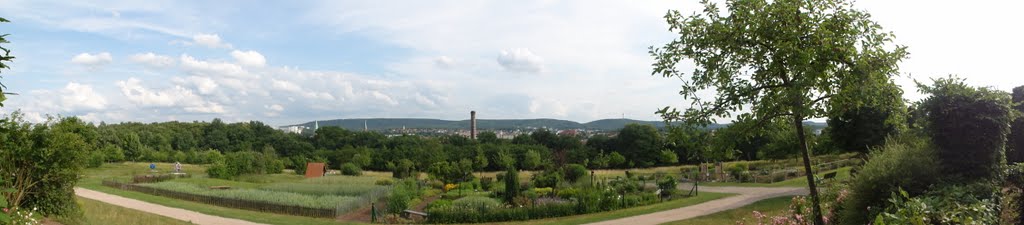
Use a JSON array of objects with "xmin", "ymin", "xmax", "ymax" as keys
[{"xmin": 470, "ymin": 111, "xmax": 477, "ymax": 140}]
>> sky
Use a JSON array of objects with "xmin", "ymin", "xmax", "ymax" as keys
[{"xmin": 0, "ymin": 0, "xmax": 1021, "ymax": 127}]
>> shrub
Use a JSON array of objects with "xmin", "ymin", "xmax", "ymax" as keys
[
  {"xmin": 386, "ymin": 179, "xmax": 419, "ymax": 214},
  {"xmin": 1, "ymin": 116, "xmax": 92, "ymax": 216},
  {"xmin": 727, "ymin": 163, "xmax": 748, "ymax": 181},
  {"xmin": 341, "ymin": 163, "xmax": 362, "ymax": 176},
  {"xmin": 425, "ymin": 199, "xmax": 451, "ymax": 211},
  {"xmin": 375, "ymin": 179, "xmax": 393, "ymax": 186},
  {"xmin": 1010, "ymin": 85, "xmax": 1024, "ymax": 164},
  {"xmin": 1008, "ymin": 163, "xmax": 1024, "ymax": 225},
  {"xmin": 531, "ymin": 169, "xmax": 562, "ymax": 188},
  {"xmin": 563, "ymin": 164, "xmax": 588, "ymax": 183},
  {"xmin": 657, "ymin": 176, "xmax": 677, "ymax": 198},
  {"xmin": 480, "ymin": 177, "xmax": 494, "ymax": 191},
  {"xmin": 86, "ymin": 150, "xmax": 106, "ymax": 168},
  {"xmin": 920, "ymin": 77, "xmax": 1012, "ymax": 181},
  {"xmin": 503, "ymin": 166, "xmax": 519, "ymax": 204},
  {"xmin": 840, "ymin": 135, "xmax": 940, "ymax": 225},
  {"xmin": 873, "ymin": 187, "xmax": 999, "ymax": 225}
]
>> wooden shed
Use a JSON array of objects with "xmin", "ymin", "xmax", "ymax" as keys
[{"xmin": 304, "ymin": 162, "xmax": 327, "ymax": 178}]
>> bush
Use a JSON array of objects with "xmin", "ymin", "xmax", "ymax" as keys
[
  {"xmin": 341, "ymin": 163, "xmax": 362, "ymax": 176},
  {"xmin": 840, "ymin": 135, "xmax": 940, "ymax": 225},
  {"xmin": 874, "ymin": 187, "xmax": 999, "ymax": 225},
  {"xmin": 375, "ymin": 179, "xmax": 393, "ymax": 186},
  {"xmin": 387, "ymin": 179, "xmax": 420, "ymax": 214},
  {"xmin": 86, "ymin": 150, "xmax": 106, "ymax": 168},
  {"xmin": 1010, "ymin": 85, "xmax": 1024, "ymax": 164},
  {"xmin": 427, "ymin": 201, "xmax": 576, "ymax": 223},
  {"xmin": 503, "ymin": 167, "xmax": 519, "ymax": 204},
  {"xmin": 480, "ymin": 177, "xmax": 494, "ymax": 191},
  {"xmin": 563, "ymin": 164, "xmax": 588, "ymax": 183},
  {"xmin": 0, "ymin": 115, "xmax": 92, "ymax": 216},
  {"xmin": 531, "ymin": 169, "xmax": 562, "ymax": 188},
  {"xmin": 727, "ymin": 163, "xmax": 748, "ymax": 181},
  {"xmin": 657, "ymin": 176, "xmax": 677, "ymax": 198},
  {"xmin": 920, "ymin": 77, "xmax": 1012, "ymax": 181},
  {"xmin": 425, "ymin": 199, "xmax": 452, "ymax": 211},
  {"xmin": 1008, "ymin": 163, "xmax": 1024, "ymax": 225}
]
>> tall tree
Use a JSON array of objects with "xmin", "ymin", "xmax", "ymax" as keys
[
  {"xmin": 0, "ymin": 17, "xmax": 14, "ymax": 106},
  {"xmin": 827, "ymin": 81, "xmax": 906, "ymax": 154},
  {"xmin": 650, "ymin": 1, "xmax": 907, "ymax": 224}
]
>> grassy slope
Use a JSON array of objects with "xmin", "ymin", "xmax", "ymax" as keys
[
  {"xmin": 56, "ymin": 197, "xmax": 194, "ymax": 225},
  {"xmin": 661, "ymin": 196, "xmax": 792, "ymax": 225},
  {"xmin": 496, "ymin": 192, "xmax": 733, "ymax": 225}
]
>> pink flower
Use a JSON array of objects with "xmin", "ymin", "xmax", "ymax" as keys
[{"xmin": 2, "ymin": 208, "xmax": 7, "ymax": 213}]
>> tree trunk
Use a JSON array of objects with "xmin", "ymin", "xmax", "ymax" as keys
[{"xmin": 793, "ymin": 114, "xmax": 825, "ymax": 225}]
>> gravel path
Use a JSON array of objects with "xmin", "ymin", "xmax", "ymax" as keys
[
  {"xmin": 74, "ymin": 188, "xmax": 268, "ymax": 225},
  {"xmin": 584, "ymin": 184, "xmax": 808, "ymax": 225}
]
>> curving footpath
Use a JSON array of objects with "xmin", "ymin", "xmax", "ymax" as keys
[
  {"xmin": 585, "ymin": 184, "xmax": 808, "ymax": 225},
  {"xmin": 75, "ymin": 187, "xmax": 267, "ymax": 225}
]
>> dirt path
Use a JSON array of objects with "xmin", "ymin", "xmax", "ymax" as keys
[
  {"xmin": 74, "ymin": 188, "xmax": 267, "ymax": 225},
  {"xmin": 584, "ymin": 184, "xmax": 808, "ymax": 225}
]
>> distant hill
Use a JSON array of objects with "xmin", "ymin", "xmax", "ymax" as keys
[{"xmin": 286, "ymin": 118, "xmax": 827, "ymax": 131}]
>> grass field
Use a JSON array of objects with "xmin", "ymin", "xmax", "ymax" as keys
[
  {"xmin": 55, "ymin": 197, "xmax": 194, "ymax": 225},
  {"xmin": 661, "ymin": 196, "xmax": 792, "ymax": 225}
]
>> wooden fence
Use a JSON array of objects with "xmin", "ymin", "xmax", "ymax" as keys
[{"xmin": 102, "ymin": 179, "xmax": 337, "ymax": 218}]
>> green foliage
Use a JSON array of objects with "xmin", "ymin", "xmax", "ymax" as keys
[
  {"xmin": 918, "ymin": 76, "xmax": 1012, "ymax": 181},
  {"xmin": 531, "ymin": 169, "xmax": 562, "ymax": 188},
  {"xmin": 658, "ymin": 150, "xmax": 678, "ymax": 165},
  {"xmin": 503, "ymin": 166, "xmax": 519, "ymax": 204},
  {"xmin": 873, "ymin": 186, "xmax": 999, "ymax": 225},
  {"xmin": 1010, "ymin": 86, "xmax": 1024, "ymax": 164},
  {"xmin": 206, "ymin": 150, "xmax": 284, "ymax": 179},
  {"xmin": 261, "ymin": 182, "xmax": 386, "ymax": 197},
  {"xmin": 340, "ymin": 163, "xmax": 362, "ymax": 176},
  {"xmin": 387, "ymin": 159, "xmax": 415, "ymax": 179},
  {"xmin": 652, "ymin": 0, "xmax": 907, "ymax": 223},
  {"xmin": 657, "ymin": 176, "xmax": 677, "ymax": 198},
  {"xmin": 615, "ymin": 124, "xmax": 664, "ymax": 167},
  {"xmin": 428, "ymin": 159, "xmax": 473, "ymax": 184},
  {"xmin": 0, "ymin": 114, "xmax": 92, "ymax": 216},
  {"xmin": 841, "ymin": 135, "xmax": 940, "ymax": 225},
  {"xmin": 607, "ymin": 152, "xmax": 626, "ymax": 168},
  {"xmin": 480, "ymin": 177, "xmax": 494, "ymax": 191},
  {"xmin": 521, "ymin": 149, "xmax": 541, "ymax": 170},
  {"xmin": 427, "ymin": 200, "xmax": 576, "ymax": 223},
  {"xmin": 0, "ymin": 17, "xmax": 13, "ymax": 107},
  {"xmin": 563, "ymin": 164, "xmax": 588, "ymax": 183},
  {"xmin": 828, "ymin": 88, "xmax": 906, "ymax": 154},
  {"xmin": 386, "ymin": 179, "xmax": 420, "ymax": 214},
  {"xmin": 86, "ymin": 150, "xmax": 106, "ymax": 168}
]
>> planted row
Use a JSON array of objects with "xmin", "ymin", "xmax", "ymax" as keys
[{"xmin": 139, "ymin": 181, "xmax": 358, "ymax": 209}]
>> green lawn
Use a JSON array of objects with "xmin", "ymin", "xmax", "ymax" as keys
[
  {"xmin": 698, "ymin": 167, "xmax": 852, "ymax": 187},
  {"xmin": 55, "ymin": 197, "xmax": 195, "ymax": 225},
  {"xmin": 661, "ymin": 196, "xmax": 792, "ymax": 225},
  {"xmin": 496, "ymin": 192, "xmax": 734, "ymax": 225}
]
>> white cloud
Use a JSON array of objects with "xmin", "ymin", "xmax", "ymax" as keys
[
  {"xmin": 130, "ymin": 52, "xmax": 175, "ymax": 68},
  {"xmin": 497, "ymin": 48, "xmax": 543, "ymax": 73},
  {"xmin": 267, "ymin": 104, "xmax": 284, "ymax": 112},
  {"xmin": 434, "ymin": 56, "xmax": 455, "ymax": 69},
  {"xmin": 179, "ymin": 54, "xmax": 252, "ymax": 78},
  {"xmin": 60, "ymin": 82, "xmax": 108, "ymax": 111},
  {"xmin": 171, "ymin": 76, "xmax": 219, "ymax": 95},
  {"xmin": 70, "ymin": 52, "xmax": 113, "ymax": 67},
  {"xmin": 191, "ymin": 33, "xmax": 232, "ymax": 49},
  {"xmin": 231, "ymin": 50, "xmax": 267, "ymax": 67},
  {"xmin": 116, "ymin": 77, "xmax": 225, "ymax": 114},
  {"xmin": 370, "ymin": 91, "xmax": 398, "ymax": 106},
  {"xmin": 270, "ymin": 79, "xmax": 302, "ymax": 92}
]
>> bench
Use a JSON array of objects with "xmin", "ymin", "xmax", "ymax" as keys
[{"xmin": 401, "ymin": 210, "xmax": 428, "ymax": 219}]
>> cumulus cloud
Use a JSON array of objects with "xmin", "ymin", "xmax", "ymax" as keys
[
  {"xmin": 70, "ymin": 52, "xmax": 113, "ymax": 68},
  {"xmin": 130, "ymin": 52, "xmax": 175, "ymax": 68},
  {"xmin": 497, "ymin": 48, "xmax": 543, "ymax": 73},
  {"xmin": 60, "ymin": 82, "xmax": 108, "ymax": 111},
  {"xmin": 231, "ymin": 50, "xmax": 267, "ymax": 67},
  {"xmin": 179, "ymin": 54, "xmax": 252, "ymax": 78},
  {"xmin": 116, "ymin": 77, "xmax": 225, "ymax": 113},
  {"xmin": 191, "ymin": 33, "xmax": 232, "ymax": 49},
  {"xmin": 434, "ymin": 56, "xmax": 455, "ymax": 69},
  {"xmin": 171, "ymin": 76, "xmax": 219, "ymax": 95}
]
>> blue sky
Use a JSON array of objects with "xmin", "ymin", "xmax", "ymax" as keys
[{"xmin": 0, "ymin": 0, "xmax": 1021, "ymax": 126}]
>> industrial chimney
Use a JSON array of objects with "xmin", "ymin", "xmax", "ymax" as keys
[{"xmin": 470, "ymin": 111, "xmax": 477, "ymax": 140}]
